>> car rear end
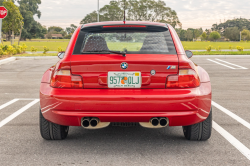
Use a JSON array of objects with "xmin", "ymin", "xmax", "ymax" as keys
[{"xmin": 40, "ymin": 22, "xmax": 211, "ymax": 139}]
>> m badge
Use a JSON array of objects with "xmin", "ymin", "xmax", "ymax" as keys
[{"xmin": 167, "ymin": 66, "xmax": 176, "ymax": 70}]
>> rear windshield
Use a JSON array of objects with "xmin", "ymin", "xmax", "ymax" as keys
[{"xmin": 73, "ymin": 26, "xmax": 176, "ymax": 55}]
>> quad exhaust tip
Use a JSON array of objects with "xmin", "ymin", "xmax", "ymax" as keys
[
  {"xmin": 81, "ymin": 117, "xmax": 101, "ymax": 128},
  {"xmin": 150, "ymin": 117, "xmax": 168, "ymax": 127},
  {"xmin": 150, "ymin": 118, "xmax": 159, "ymax": 126},
  {"xmin": 82, "ymin": 118, "xmax": 90, "ymax": 127},
  {"xmin": 90, "ymin": 118, "xmax": 99, "ymax": 127},
  {"xmin": 159, "ymin": 118, "xmax": 168, "ymax": 126}
]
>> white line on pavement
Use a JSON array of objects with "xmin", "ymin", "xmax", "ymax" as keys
[
  {"xmin": 0, "ymin": 99, "xmax": 39, "ymax": 128},
  {"xmin": 0, "ymin": 99, "xmax": 19, "ymax": 110},
  {"xmin": 213, "ymin": 121, "xmax": 250, "ymax": 160},
  {"xmin": 17, "ymin": 98, "xmax": 40, "ymax": 100},
  {"xmin": 215, "ymin": 59, "xmax": 248, "ymax": 69},
  {"xmin": 207, "ymin": 59, "xmax": 236, "ymax": 69},
  {"xmin": 212, "ymin": 101, "xmax": 250, "ymax": 130}
]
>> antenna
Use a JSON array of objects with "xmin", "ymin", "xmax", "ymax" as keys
[{"xmin": 123, "ymin": 0, "xmax": 126, "ymax": 24}]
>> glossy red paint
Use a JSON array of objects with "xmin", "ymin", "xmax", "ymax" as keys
[
  {"xmin": 40, "ymin": 21, "xmax": 212, "ymax": 127},
  {"xmin": 70, "ymin": 54, "xmax": 178, "ymax": 89},
  {"xmin": 40, "ymin": 82, "xmax": 211, "ymax": 126}
]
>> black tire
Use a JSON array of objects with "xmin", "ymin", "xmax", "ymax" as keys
[
  {"xmin": 183, "ymin": 108, "xmax": 212, "ymax": 141},
  {"xmin": 39, "ymin": 108, "xmax": 69, "ymax": 140}
]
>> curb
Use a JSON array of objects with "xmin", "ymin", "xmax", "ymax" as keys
[
  {"xmin": 0, "ymin": 57, "xmax": 16, "ymax": 65},
  {"xmin": 15, "ymin": 56, "xmax": 58, "ymax": 60}
]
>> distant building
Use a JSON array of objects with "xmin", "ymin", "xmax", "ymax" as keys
[
  {"xmin": 45, "ymin": 34, "xmax": 63, "ymax": 39},
  {"xmin": 194, "ymin": 37, "xmax": 201, "ymax": 42}
]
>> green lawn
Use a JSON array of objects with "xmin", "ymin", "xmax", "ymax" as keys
[
  {"xmin": 193, "ymin": 51, "xmax": 250, "ymax": 55},
  {"xmin": 182, "ymin": 41, "xmax": 250, "ymax": 50},
  {"xmin": 1, "ymin": 40, "xmax": 250, "ymax": 52},
  {"xmin": 13, "ymin": 53, "xmax": 58, "ymax": 57},
  {"xmin": 13, "ymin": 51, "xmax": 250, "ymax": 57},
  {"xmin": 107, "ymin": 42, "xmax": 143, "ymax": 51},
  {"xmin": 1, "ymin": 41, "xmax": 69, "ymax": 51}
]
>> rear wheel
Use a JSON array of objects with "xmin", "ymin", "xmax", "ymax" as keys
[
  {"xmin": 183, "ymin": 108, "xmax": 212, "ymax": 141},
  {"xmin": 39, "ymin": 108, "xmax": 69, "ymax": 140}
]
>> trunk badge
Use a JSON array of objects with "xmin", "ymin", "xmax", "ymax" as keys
[
  {"xmin": 167, "ymin": 66, "xmax": 176, "ymax": 69},
  {"xmin": 151, "ymin": 70, "xmax": 156, "ymax": 75},
  {"xmin": 121, "ymin": 62, "xmax": 128, "ymax": 69}
]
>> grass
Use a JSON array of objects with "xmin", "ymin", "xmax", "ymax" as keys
[
  {"xmin": 193, "ymin": 51, "xmax": 250, "ymax": 55},
  {"xmin": 13, "ymin": 53, "xmax": 58, "ymax": 57},
  {"xmin": 107, "ymin": 42, "xmax": 143, "ymax": 51},
  {"xmin": 1, "ymin": 41, "xmax": 69, "ymax": 51},
  {"xmin": 182, "ymin": 41, "xmax": 250, "ymax": 50},
  {"xmin": 1, "ymin": 40, "xmax": 250, "ymax": 52},
  {"xmin": 11, "ymin": 51, "xmax": 250, "ymax": 57}
]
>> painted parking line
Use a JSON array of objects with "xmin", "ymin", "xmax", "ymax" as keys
[
  {"xmin": 0, "ymin": 99, "xmax": 19, "ymax": 110},
  {"xmin": 1, "ymin": 98, "xmax": 250, "ymax": 161},
  {"xmin": 213, "ymin": 121, "xmax": 250, "ymax": 160},
  {"xmin": 0, "ymin": 99, "xmax": 39, "ymax": 128},
  {"xmin": 212, "ymin": 101, "xmax": 250, "ymax": 130},
  {"xmin": 207, "ymin": 59, "xmax": 236, "ymax": 69},
  {"xmin": 215, "ymin": 58, "xmax": 248, "ymax": 69}
]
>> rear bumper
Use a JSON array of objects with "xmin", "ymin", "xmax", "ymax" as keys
[{"xmin": 40, "ymin": 82, "xmax": 211, "ymax": 126}]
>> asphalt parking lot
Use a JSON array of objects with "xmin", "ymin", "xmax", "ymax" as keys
[{"xmin": 0, "ymin": 55, "xmax": 250, "ymax": 165}]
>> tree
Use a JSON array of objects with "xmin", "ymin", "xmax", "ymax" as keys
[
  {"xmin": 209, "ymin": 31, "xmax": 221, "ymax": 41},
  {"xmin": 186, "ymin": 30, "xmax": 193, "ymax": 41},
  {"xmin": 65, "ymin": 24, "xmax": 78, "ymax": 35},
  {"xmin": 211, "ymin": 18, "xmax": 250, "ymax": 36},
  {"xmin": 80, "ymin": 0, "xmax": 181, "ymax": 28},
  {"xmin": 193, "ymin": 28, "xmax": 203, "ymax": 39},
  {"xmin": 179, "ymin": 29, "xmax": 187, "ymax": 41},
  {"xmin": 201, "ymin": 32, "xmax": 207, "ymax": 40},
  {"xmin": 48, "ymin": 26, "xmax": 63, "ymax": 33},
  {"xmin": 175, "ymin": 28, "xmax": 204, "ymax": 41},
  {"xmin": 17, "ymin": 0, "xmax": 43, "ymax": 40},
  {"xmin": 241, "ymin": 29, "xmax": 250, "ymax": 41},
  {"xmin": 2, "ymin": 0, "xmax": 23, "ymax": 44},
  {"xmin": 224, "ymin": 27, "xmax": 240, "ymax": 41},
  {"xmin": 100, "ymin": 0, "xmax": 123, "ymax": 21}
]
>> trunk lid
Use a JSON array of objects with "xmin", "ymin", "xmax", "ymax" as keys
[{"xmin": 71, "ymin": 54, "xmax": 178, "ymax": 89}]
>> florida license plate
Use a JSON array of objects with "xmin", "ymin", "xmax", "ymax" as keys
[{"xmin": 108, "ymin": 72, "xmax": 141, "ymax": 88}]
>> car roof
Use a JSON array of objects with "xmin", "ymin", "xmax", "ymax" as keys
[{"xmin": 82, "ymin": 21, "xmax": 167, "ymax": 28}]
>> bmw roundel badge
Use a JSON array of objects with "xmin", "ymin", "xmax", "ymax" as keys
[{"xmin": 121, "ymin": 62, "xmax": 128, "ymax": 70}]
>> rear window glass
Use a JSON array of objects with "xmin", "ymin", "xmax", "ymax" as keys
[{"xmin": 73, "ymin": 26, "xmax": 176, "ymax": 55}]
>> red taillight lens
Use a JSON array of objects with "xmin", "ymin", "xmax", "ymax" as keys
[
  {"xmin": 51, "ymin": 70, "xmax": 83, "ymax": 89},
  {"xmin": 167, "ymin": 69, "xmax": 200, "ymax": 88}
]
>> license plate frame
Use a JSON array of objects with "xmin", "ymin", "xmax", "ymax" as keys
[{"xmin": 108, "ymin": 72, "xmax": 141, "ymax": 88}]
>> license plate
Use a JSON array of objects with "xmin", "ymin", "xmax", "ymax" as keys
[{"xmin": 108, "ymin": 72, "xmax": 141, "ymax": 88}]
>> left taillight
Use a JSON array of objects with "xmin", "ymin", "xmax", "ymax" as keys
[
  {"xmin": 167, "ymin": 69, "xmax": 200, "ymax": 88},
  {"xmin": 50, "ymin": 70, "xmax": 83, "ymax": 89}
]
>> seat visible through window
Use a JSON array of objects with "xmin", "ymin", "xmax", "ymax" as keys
[
  {"xmin": 82, "ymin": 36, "xmax": 109, "ymax": 52},
  {"xmin": 140, "ymin": 33, "xmax": 169, "ymax": 52}
]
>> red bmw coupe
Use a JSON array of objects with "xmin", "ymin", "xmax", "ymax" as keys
[{"xmin": 40, "ymin": 21, "xmax": 212, "ymax": 141}]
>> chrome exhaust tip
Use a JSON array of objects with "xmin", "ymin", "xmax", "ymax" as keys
[
  {"xmin": 159, "ymin": 118, "xmax": 168, "ymax": 127},
  {"xmin": 150, "ymin": 118, "xmax": 159, "ymax": 126},
  {"xmin": 90, "ymin": 118, "xmax": 99, "ymax": 127},
  {"xmin": 82, "ymin": 118, "xmax": 90, "ymax": 127}
]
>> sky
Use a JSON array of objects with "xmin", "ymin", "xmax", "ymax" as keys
[{"xmin": 34, "ymin": 0, "xmax": 250, "ymax": 30}]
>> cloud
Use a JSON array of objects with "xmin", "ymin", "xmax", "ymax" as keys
[{"xmin": 34, "ymin": 0, "xmax": 250, "ymax": 29}]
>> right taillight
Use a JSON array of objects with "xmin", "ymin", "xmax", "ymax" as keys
[
  {"xmin": 167, "ymin": 69, "xmax": 200, "ymax": 88},
  {"xmin": 50, "ymin": 70, "xmax": 83, "ymax": 89}
]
